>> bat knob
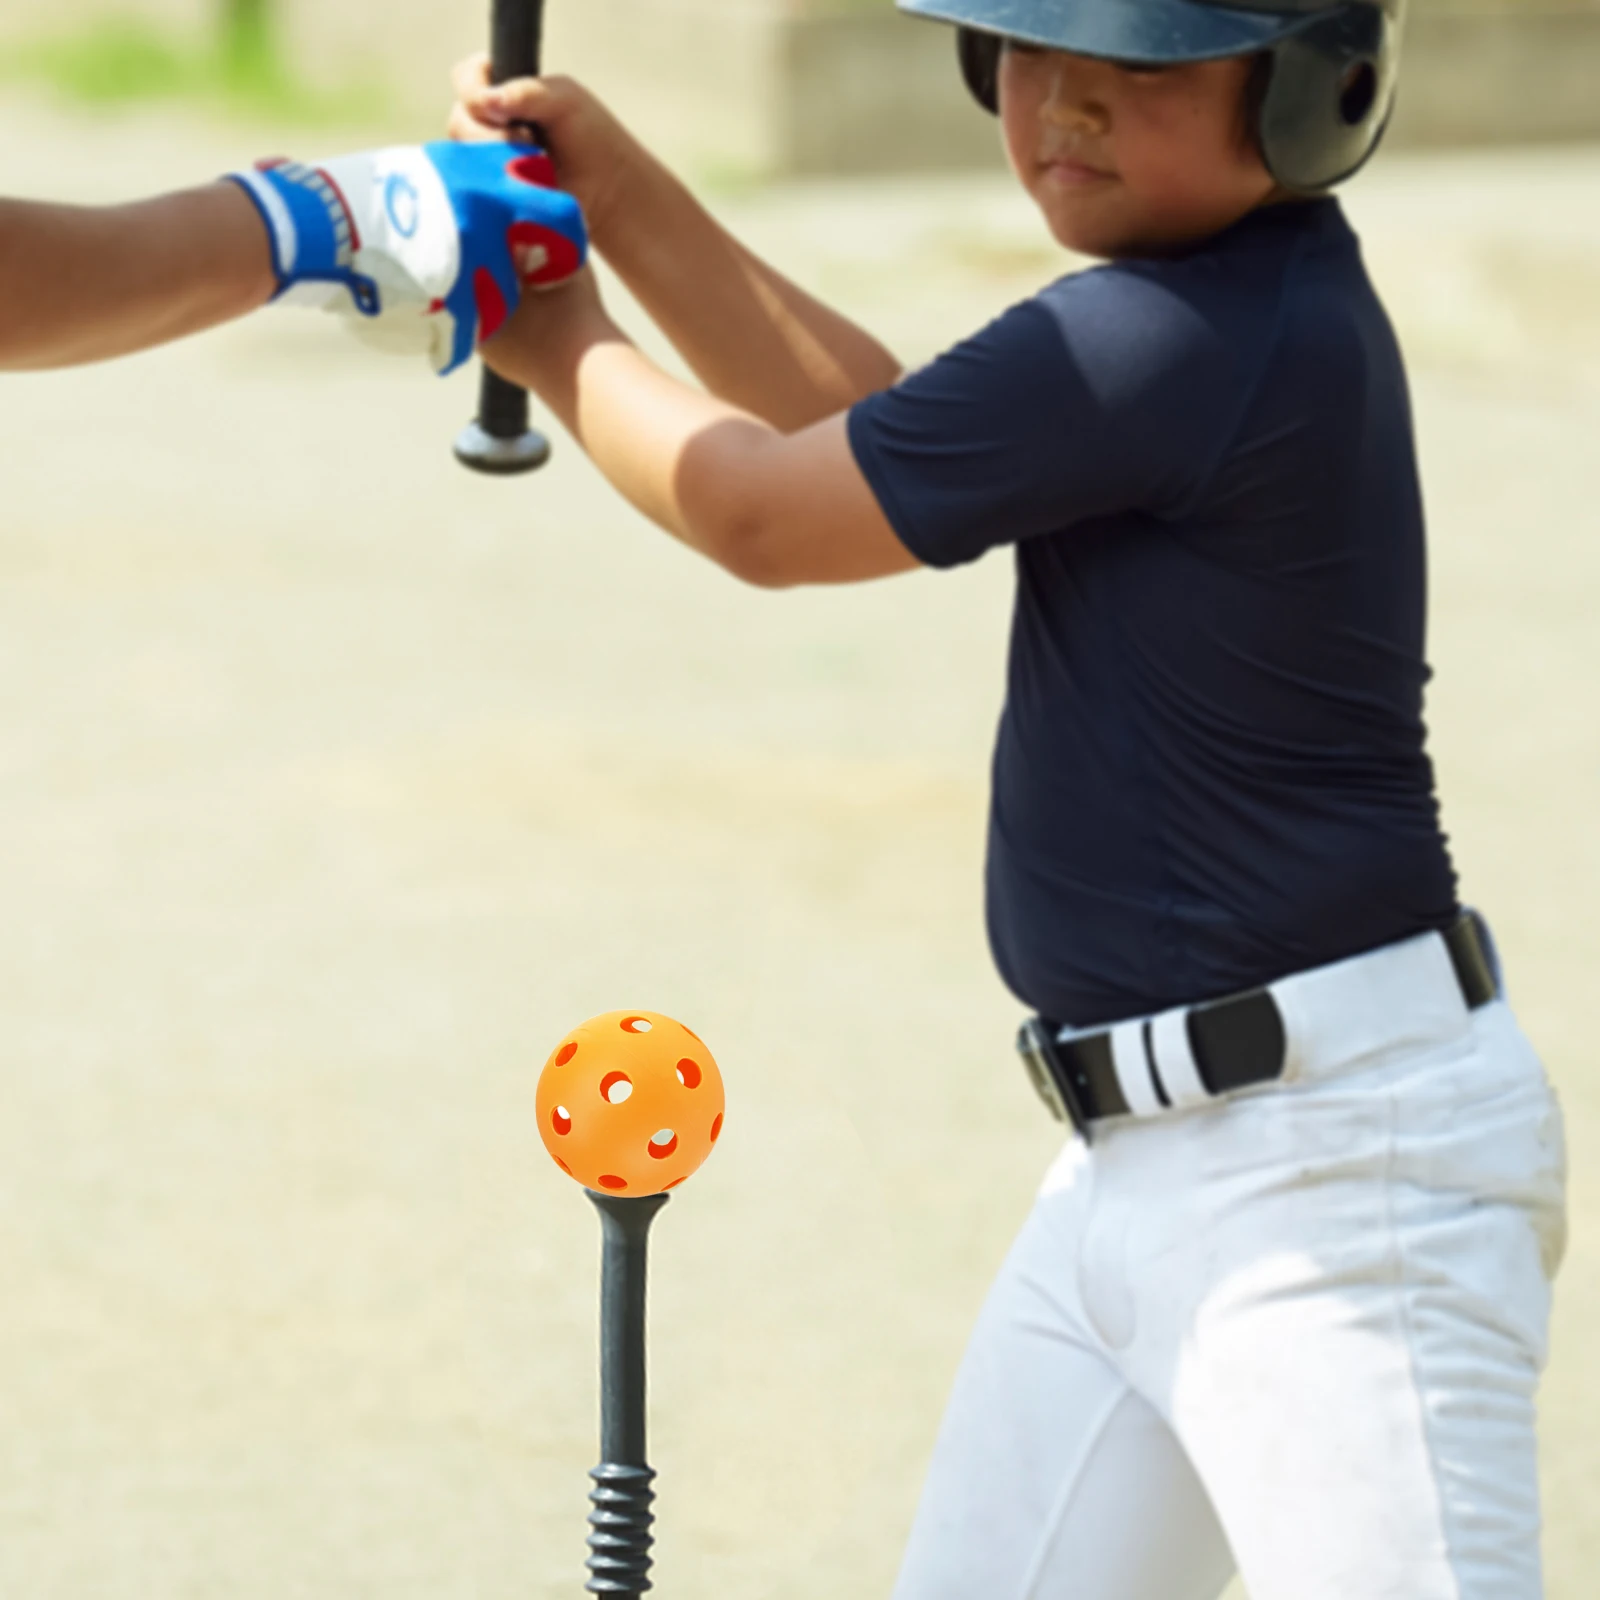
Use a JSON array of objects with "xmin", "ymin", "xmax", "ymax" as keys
[{"xmin": 453, "ymin": 418, "xmax": 552, "ymax": 476}]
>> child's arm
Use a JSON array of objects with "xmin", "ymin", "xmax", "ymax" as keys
[
  {"xmin": 0, "ymin": 185, "xmax": 275, "ymax": 370},
  {"xmin": 485, "ymin": 270, "xmax": 919, "ymax": 587},
  {"xmin": 450, "ymin": 63, "xmax": 903, "ymax": 430},
  {"xmin": 0, "ymin": 142, "xmax": 586, "ymax": 376}
]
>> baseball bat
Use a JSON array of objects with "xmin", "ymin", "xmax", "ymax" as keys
[{"xmin": 452, "ymin": 0, "xmax": 553, "ymax": 476}]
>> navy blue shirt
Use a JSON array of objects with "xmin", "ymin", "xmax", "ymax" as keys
[{"xmin": 848, "ymin": 200, "xmax": 1458, "ymax": 1026}]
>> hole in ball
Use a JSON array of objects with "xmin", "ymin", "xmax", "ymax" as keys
[
  {"xmin": 648, "ymin": 1129, "xmax": 679, "ymax": 1160},
  {"xmin": 676, "ymin": 1058, "xmax": 702, "ymax": 1089},
  {"xmin": 600, "ymin": 1072, "xmax": 634, "ymax": 1105},
  {"xmin": 621, "ymin": 1016, "xmax": 653, "ymax": 1034},
  {"xmin": 555, "ymin": 1042, "xmax": 577, "ymax": 1066},
  {"xmin": 552, "ymin": 1106, "xmax": 572, "ymax": 1136},
  {"xmin": 710, "ymin": 1112, "xmax": 724, "ymax": 1143},
  {"xmin": 664, "ymin": 1176, "xmax": 687, "ymax": 1189},
  {"xmin": 598, "ymin": 1174, "xmax": 629, "ymax": 1191}
]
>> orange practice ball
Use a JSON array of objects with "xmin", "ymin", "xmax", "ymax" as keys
[{"xmin": 537, "ymin": 1010, "xmax": 725, "ymax": 1197}]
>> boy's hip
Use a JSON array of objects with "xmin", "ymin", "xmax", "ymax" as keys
[
  {"xmin": 907, "ymin": 998, "xmax": 1565, "ymax": 1600},
  {"xmin": 1029, "ymin": 980, "xmax": 1567, "ymax": 1371},
  {"xmin": 1018, "ymin": 911, "xmax": 1513, "ymax": 1141}
]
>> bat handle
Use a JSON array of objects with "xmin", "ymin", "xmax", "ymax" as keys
[{"xmin": 454, "ymin": 0, "xmax": 551, "ymax": 477}]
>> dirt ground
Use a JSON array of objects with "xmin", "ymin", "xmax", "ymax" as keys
[{"xmin": 1, "ymin": 95, "xmax": 1597, "ymax": 1598}]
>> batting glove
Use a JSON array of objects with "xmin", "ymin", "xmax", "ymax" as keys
[{"xmin": 227, "ymin": 141, "xmax": 587, "ymax": 375}]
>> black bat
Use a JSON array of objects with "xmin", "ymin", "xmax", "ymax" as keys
[{"xmin": 452, "ymin": 0, "xmax": 553, "ymax": 476}]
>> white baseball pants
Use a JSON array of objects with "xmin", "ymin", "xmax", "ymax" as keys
[{"xmin": 893, "ymin": 933, "xmax": 1567, "ymax": 1600}]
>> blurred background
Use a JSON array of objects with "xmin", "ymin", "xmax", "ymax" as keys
[
  {"xmin": 7, "ymin": 0, "xmax": 1600, "ymax": 171},
  {"xmin": 0, "ymin": 3, "xmax": 1596, "ymax": 1597}
]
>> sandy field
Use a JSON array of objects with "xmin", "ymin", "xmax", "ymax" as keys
[{"xmin": 1, "ymin": 94, "xmax": 1597, "ymax": 1598}]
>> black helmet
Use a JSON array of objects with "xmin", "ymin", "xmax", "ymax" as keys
[{"xmin": 901, "ymin": 0, "xmax": 1404, "ymax": 193}]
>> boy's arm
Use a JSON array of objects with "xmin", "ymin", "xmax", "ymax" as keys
[
  {"xmin": 453, "ymin": 67, "xmax": 904, "ymax": 430},
  {"xmin": 488, "ymin": 275, "xmax": 919, "ymax": 587},
  {"xmin": 0, "ymin": 184, "xmax": 275, "ymax": 370},
  {"xmin": 598, "ymin": 148, "xmax": 904, "ymax": 430}
]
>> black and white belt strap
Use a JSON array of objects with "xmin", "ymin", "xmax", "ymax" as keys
[{"xmin": 1017, "ymin": 912, "xmax": 1499, "ymax": 1142}]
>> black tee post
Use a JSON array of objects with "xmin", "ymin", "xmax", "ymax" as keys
[{"xmin": 584, "ymin": 1190, "xmax": 669, "ymax": 1596}]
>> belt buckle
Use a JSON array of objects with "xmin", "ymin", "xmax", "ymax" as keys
[{"xmin": 1016, "ymin": 1018, "xmax": 1095, "ymax": 1144}]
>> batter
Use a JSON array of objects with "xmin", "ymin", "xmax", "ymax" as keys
[{"xmin": 452, "ymin": 0, "xmax": 1568, "ymax": 1591}]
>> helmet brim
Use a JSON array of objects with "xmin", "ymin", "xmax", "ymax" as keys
[{"xmin": 901, "ymin": 0, "xmax": 1310, "ymax": 65}]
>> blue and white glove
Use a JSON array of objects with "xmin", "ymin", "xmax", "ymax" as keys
[{"xmin": 227, "ymin": 141, "xmax": 587, "ymax": 375}]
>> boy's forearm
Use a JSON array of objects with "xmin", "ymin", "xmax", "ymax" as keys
[
  {"xmin": 0, "ymin": 184, "xmax": 276, "ymax": 370},
  {"xmin": 595, "ymin": 144, "xmax": 903, "ymax": 430},
  {"xmin": 488, "ymin": 297, "xmax": 774, "ymax": 574}
]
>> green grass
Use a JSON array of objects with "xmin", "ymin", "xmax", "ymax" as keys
[{"xmin": 0, "ymin": 14, "xmax": 387, "ymax": 128}]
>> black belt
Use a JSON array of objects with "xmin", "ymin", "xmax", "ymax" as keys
[{"xmin": 1017, "ymin": 912, "xmax": 1498, "ymax": 1141}]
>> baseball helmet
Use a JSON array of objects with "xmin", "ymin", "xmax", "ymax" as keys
[{"xmin": 900, "ymin": 0, "xmax": 1405, "ymax": 193}]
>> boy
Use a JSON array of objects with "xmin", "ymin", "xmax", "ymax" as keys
[
  {"xmin": 0, "ymin": 140, "xmax": 585, "ymax": 373},
  {"xmin": 453, "ymin": 0, "xmax": 1567, "ymax": 1593}
]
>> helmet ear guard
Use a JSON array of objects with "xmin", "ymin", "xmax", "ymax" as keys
[
  {"xmin": 951, "ymin": 2, "xmax": 1400, "ymax": 195},
  {"xmin": 957, "ymin": 27, "xmax": 1002, "ymax": 116},
  {"xmin": 1255, "ymin": 7, "xmax": 1396, "ymax": 191}
]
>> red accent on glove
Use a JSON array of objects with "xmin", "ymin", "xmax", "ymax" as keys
[
  {"xmin": 507, "ymin": 151, "xmax": 560, "ymax": 190},
  {"xmin": 509, "ymin": 221, "xmax": 583, "ymax": 287},
  {"xmin": 473, "ymin": 268, "xmax": 509, "ymax": 342}
]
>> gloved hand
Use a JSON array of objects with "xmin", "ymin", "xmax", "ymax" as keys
[{"xmin": 227, "ymin": 141, "xmax": 586, "ymax": 375}]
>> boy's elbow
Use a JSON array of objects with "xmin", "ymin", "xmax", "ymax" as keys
[
  {"xmin": 705, "ymin": 502, "xmax": 803, "ymax": 590},
  {"xmin": 680, "ymin": 426, "xmax": 807, "ymax": 589},
  {"xmin": 723, "ymin": 528, "xmax": 801, "ymax": 589}
]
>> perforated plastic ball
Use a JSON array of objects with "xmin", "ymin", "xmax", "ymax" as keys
[{"xmin": 537, "ymin": 1010, "xmax": 726, "ymax": 1196}]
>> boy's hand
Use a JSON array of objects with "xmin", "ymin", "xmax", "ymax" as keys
[
  {"xmin": 485, "ymin": 259, "xmax": 613, "ymax": 383},
  {"xmin": 227, "ymin": 140, "xmax": 587, "ymax": 375},
  {"xmin": 447, "ymin": 57, "xmax": 636, "ymax": 246}
]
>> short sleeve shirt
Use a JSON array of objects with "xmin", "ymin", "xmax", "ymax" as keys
[{"xmin": 848, "ymin": 200, "xmax": 1458, "ymax": 1027}]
